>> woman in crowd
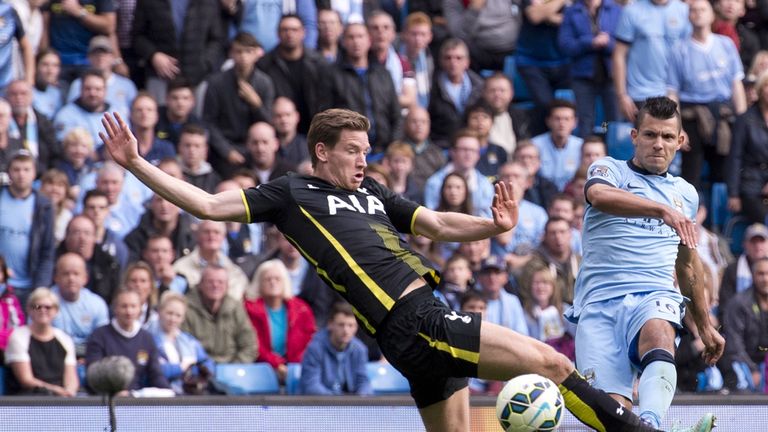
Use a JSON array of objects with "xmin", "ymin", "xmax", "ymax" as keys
[
  {"xmin": 434, "ymin": 253, "xmax": 475, "ymax": 311},
  {"xmin": 147, "ymin": 291, "xmax": 213, "ymax": 395},
  {"xmin": 122, "ymin": 262, "xmax": 159, "ymax": 328},
  {"xmin": 245, "ymin": 259, "xmax": 316, "ymax": 382},
  {"xmin": 31, "ymin": 48, "xmax": 64, "ymax": 120},
  {"xmin": 4, "ymin": 288, "xmax": 78, "ymax": 396},
  {"xmin": 39, "ymin": 168, "xmax": 74, "ymax": 244},
  {"xmin": 0, "ymin": 255, "xmax": 24, "ymax": 357},
  {"xmin": 435, "ymin": 172, "xmax": 473, "ymax": 215}
]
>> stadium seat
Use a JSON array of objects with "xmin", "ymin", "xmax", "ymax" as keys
[
  {"xmin": 605, "ymin": 121, "xmax": 634, "ymax": 161},
  {"xmin": 554, "ymin": 88, "xmax": 575, "ymax": 102},
  {"xmin": 213, "ymin": 363, "xmax": 280, "ymax": 395},
  {"xmin": 0, "ymin": 366, "xmax": 5, "ymax": 395},
  {"xmin": 366, "ymin": 362, "xmax": 410, "ymax": 395},
  {"xmin": 709, "ymin": 182, "xmax": 731, "ymax": 233},
  {"xmin": 725, "ymin": 215, "xmax": 750, "ymax": 256},
  {"xmin": 503, "ymin": 56, "xmax": 532, "ymax": 103},
  {"xmin": 285, "ymin": 363, "xmax": 302, "ymax": 395}
]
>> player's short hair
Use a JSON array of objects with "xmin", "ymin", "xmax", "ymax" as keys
[
  {"xmin": 404, "ymin": 12, "xmax": 432, "ymax": 30},
  {"xmin": 307, "ymin": 109, "xmax": 370, "ymax": 167},
  {"xmin": 329, "ymin": 301, "xmax": 355, "ymax": 321},
  {"xmin": 232, "ymin": 31, "xmax": 262, "ymax": 49},
  {"xmin": 635, "ymin": 96, "xmax": 681, "ymax": 132}
]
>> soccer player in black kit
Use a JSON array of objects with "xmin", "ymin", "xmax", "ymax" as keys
[{"xmin": 100, "ymin": 109, "xmax": 711, "ymax": 432}]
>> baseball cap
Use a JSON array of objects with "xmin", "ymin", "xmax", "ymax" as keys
[
  {"xmin": 480, "ymin": 255, "xmax": 506, "ymax": 272},
  {"xmin": 745, "ymin": 223, "xmax": 768, "ymax": 240},
  {"xmin": 88, "ymin": 36, "xmax": 113, "ymax": 54}
]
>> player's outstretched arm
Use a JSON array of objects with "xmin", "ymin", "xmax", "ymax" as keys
[
  {"xmin": 414, "ymin": 181, "xmax": 518, "ymax": 242},
  {"xmin": 587, "ymin": 183, "xmax": 698, "ymax": 248},
  {"xmin": 99, "ymin": 112, "xmax": 249, "ymax": 222},
  {"xmin": 675, "ymin": 245, "xmax": 725, "ymax": 366}
]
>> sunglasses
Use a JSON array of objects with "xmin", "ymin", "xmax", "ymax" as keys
[{"xmin": 32, "ymin": 304, "xmax": 55, "ymax": 311}]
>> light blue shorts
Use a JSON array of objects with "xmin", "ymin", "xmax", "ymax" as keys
[{"xmin": 574, "ymin": 291, "xmax": 685, "ymax": 399}]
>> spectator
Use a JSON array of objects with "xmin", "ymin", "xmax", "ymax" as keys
[
  {"xmin": 719, "ymin": 223, "xmax": 768, "ymax": 320},
  {"xmin": 368, "ymin": 10, "xmax": 417, "ymax": 110},
  {"xmin": 50, "ymin": 252, "xmax": 109, "ymax": 356},
  {"xmin": 401, "ymin": 106, "xmax": 446, "ymax": 191},
  {"xmin": 493, "ymin": 161, "xmax": 548, "ymax": 270},
  {"xmin": 482, "ymin": 73, "xmax": 532, "ymax": 156},
  {"xmin": 57, "ymin": 215, "xmax": 120, "ymax": 304},
  {"xmin": 399, "ymin": 12, "xmax": 434, "ymax": 109},
  {"xmin": 300, "ymin": 302, "xmax": 372, "ymax": 395},
  {"xmin": 129, "ymin": 93, "xmax": 176, "ymax": 165},
  {"xmin": 424, "ymin": 129, "xmax": 495, "ymax": 218},
  {"xmin": 131, "ymin": 0, "xmax": 223, "ymax": 103},
  {"xmin": 39, "ymin": 169, "xmax": 74, "ymax": 244},
  {"xmin": 245, "ymin": 122, "xmax": 295, "ymax": 185},
  {"xmin": 178, "ymin": 124, "xmax": 220, "ymax": 194},
  {"xmin": 612, "ymin": 0, "xmax": 691, "ymax": 121},
  {"xmin": 4, "ymin": 287, "xmax": 78, "ymax": 396},
  {"xmin": 460, "ymin": 290, "xmax": 487, "ymax": 315},
  {"xmin": 54, "ymin": 69, "xmax": 126, "ymax": 147},
  {"xmin": 0, "ymin": 2, "xmax": 34, "ymax": 91},
  {"xmin": 81, "ymin": 189, "xmax": 129, "ymax": 269},
  {"xmin": 0, "ymin": 150, "xmax": 55, "ymax": 305},
  {"xmin": 558, "ymin": 0, "xmax": 622, "ymax": 138},
  {"xmin": 245, "ymin": 259, "xmax": 316, "ymax": 382},
  {"xmin": 142, "ymin": 234, "xmax": 189, "ymax": 296},
  {"xmin": 124, "ymin": 193, "xmax": 197, "ymax": 264},
  {"xmin": 272, "ymin": 97, "xmax": 310, "ymax": 166},
  {"xmin": 436, "ymin": 172, "xmax": 473, "ymax": 215},
  {"xmin": 428, "ymin": 38, "xmax": 484, "ymax": 144},
  {"xmin": 155, "ymin": 78, "xmax": 203, "ymax": 147},
  {"xmin": 363, "ymin": 163, "xmax": 389, "ymax": 186},
  {"xmin": 476, "ymin": 255, "xmax": 528, "ymax": 335},
  {"xmin": 521, "ymin": 217, "xmax": 581, "ymax": 305},
  {"xmin": 382, "ymin": 141, "xmax": 421, "ymax": 203},
  {"xmin": 722, "ymin": 257, "xmax": 768, "ymax": 392},
  {"xmin": 726, "ymin": 72, "xmax": 768, "ymax": 225},
  {"xmin": 443, "ymin": 0, "xmax": 522, "ymax": 71},
  {"xmin": 713, "ymin": 0, "xmax": 760, "ymax": 71},
  {"xmin": 173, "ymin": 220, "xmax": 249, "ymax": 301},
  {"xmin": 41, "ymin": 0, "xmax": 117, "ymax": 83},
  {"xmin": 56, "ymin": 128, "xmax": 96, "ymax": 200},
  {"xmin": 579, "ymin": 135, "xmax": 607, "ymax": 170},
  {"xmin": 512, "ymin": 141, "xmax": 560, "ymax": 209},
  {"xmin": 182, "ymin": 265, "xmax": 256, "ymax": 364},
  {"xmin": 6, "ymin": 79, "xmax": 58, "ymax": 172},
  {"xmin": 0, "ymin": 99, "xmax": 24, "ymax": 175},
  {"xmin": 695, "ymin": 204, "xmax": 733, "ymax": 303},
  {"xmin": 90, "ymin": 161, "xmax": 145, "ymax": 239},
  {"xmin": 515, "ymin": 0, "xmax": 571, "ymax": 135},
  {"xmin": 547, "ymin": 193, "xmax": 583, "ymax": 254},
  {"xmin": 85, "ymin": 287, "xmax": 170, "ymax": 391},
  {"xmin": 204, "ymin": 32, "xmax": 275, "ymax": 175},
  {"xmin": 317, "ymin": 8, "xmax": 343, "ymax": 63},
  {"xmin": 0, "ymin": 255, "xmax": 25, "ymax": 358},
  {"xmin": 668, "ymin": 0, "xmax": 747, "ymax": 191},
  {"xmin": 257, "ymin": 15, "xmax": 329, "ymax": 134},
  {"xmin": 518, "ymin": 262, "xmax": 575, "ymax": 360},
  {"xmin": 213, "ymin": 179, "xmax": 266, "ymax": 263},
  {"xmin": 65, "ymin": 36, "xmax": 137, "ymax": 115},
  {"xmin": 147, "ymin": 291, "xmax": 214, "ymax": 395},
  {"xmin": 237, "ymin": 5, "xmax": 318, "ymax": 53},
  {"xmin": 8, "ymin": 0, "xmax": 44, "ymax": 82},
  {"xmin": 122, "ymin": 261, "xmax": 159, "ymax": 328},
  {"xmin": 316, "ymin": 0, "xmax": 372, "ymax": 24},
  {"xmin": 434, "ymin": 253, "xmax": 475, "ymax": 310},
  {"xmin": 531, "ymin": 100, "xmax": 583, "ymax": 191},
  {"xmin": 31, "ymin": 49, "xmax": 65, "ymax": 120},
  {"xmin": 465, "ymin": 101, "xmax": 508, "ymax": 181},
  {"xmin": 325, "ymin": 22, "xmax": 400, "ymax": 153}
]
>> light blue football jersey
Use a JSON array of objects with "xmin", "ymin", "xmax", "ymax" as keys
[{"xmin": 571, "ymin": 157, "xmax": 698, "ymax": 317}]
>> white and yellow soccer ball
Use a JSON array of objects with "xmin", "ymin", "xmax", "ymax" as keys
[{"xmin": 496, "ymin": 374, "xmax": 564, "ymax": 432}]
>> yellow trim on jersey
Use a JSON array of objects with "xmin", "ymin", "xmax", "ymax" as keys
[
  {"xmin": 284, "ymin": 234, "xmax": 346, "ymax": 293},
  {"xmin": 410, "ymin": 206, "xmax": 423, "ymax": 236},
  {"xmin": 240, "ymin": 190, "xmax": 252, "ymax": 224},
  {"xmin": 417, "ymin": 332, "xmax": 480, "ymax": 364},
  {"xmin": 299, "ymin": 206, "xmax": 395, "ymax": 310},
  {"xmin": 558, "ymin": 386, "xmax": 606, "ymax": 432},
  {"xmin": 352, "ymin": 306, "xmax": 376, "ymax": 335}
]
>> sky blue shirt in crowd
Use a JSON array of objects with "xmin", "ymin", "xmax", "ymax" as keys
[
  {"xmin": 614, "ymin": 0, "xmax": 691, "ymax": 101},
  {"xmin": 667, "ymin": 34, "xmax": 744, "ymax": 103},
  {"xmin": 239, "ymin": 0, "xmax": 318, "ymax": 51},
  {"xmin": 492, "ymin": 199, "xmax": 547, "ymax": 256},
  {"xmin": 66, "ymin": 74, "xmax": 138, "ymax": 115},
  {"xmin": 32, "ymin": 86, "xmax": 64, "ymax": 120},
  {"xmin": 484, "ymin": 290, "xmax": 529, "ymax": 336},
  {"xmin": 531, "ymin": 132, "xmax": 584, "ymax": 191},
  {"xmin": 0, "ymin": 189, "xmax": 34, "ymax": 289},
  {"xmin": 54, "ymin": 102, "xmax": 130, "ymax": 148},
  {"xmin": 571, "ymin": 157, "xmax": 698, "ymax": 317},
  {"xmin": 52, "ymin": 285, "xmax": 110, "ymax": 348},
  {"xmin": 0, "ymin": 4, "xmax": 25, "ymax": 90}
]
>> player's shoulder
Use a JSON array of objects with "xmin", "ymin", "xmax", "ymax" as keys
[
  {"xmin": 588, "ymin": 156, "xmax": 627, "ymax": 177},
  {"xmin": 669, "ymin": 174, "xmax": 698, "ymax": 200}
]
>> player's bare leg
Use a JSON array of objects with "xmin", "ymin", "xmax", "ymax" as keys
[{"xmin": 417, "ymin": 386, "xmax": 470, "ymax": 432}]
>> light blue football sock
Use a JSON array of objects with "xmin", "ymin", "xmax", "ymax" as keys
[{"xmin": 638, "ymin": 359, "xmax": 677, "ymax": 429}]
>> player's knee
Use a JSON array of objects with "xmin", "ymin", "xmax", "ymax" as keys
[{"xmin": 639, "ymin": 348, "xmax": 675, "ymax": 372}]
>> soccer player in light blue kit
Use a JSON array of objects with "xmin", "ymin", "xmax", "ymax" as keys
[{"xmin": 568, "ymin": 97, "xmax": 725, "ymax": 431}]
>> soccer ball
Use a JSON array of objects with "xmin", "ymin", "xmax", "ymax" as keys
[{"xmin": 496, "ymin": 374, "xmax": 564, "ymax": 431}]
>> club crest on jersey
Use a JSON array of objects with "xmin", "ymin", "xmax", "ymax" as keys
[
  {"xmin": 589, "ymin": 165, "xmax": 610, "ymax": 178},
  {"xmin": 327, "ymin": 194, "xmax": 385, "ymax": 215},
  {"xmin": 673, "ymin": 196, "xmax": 684, "ymax": 213}
]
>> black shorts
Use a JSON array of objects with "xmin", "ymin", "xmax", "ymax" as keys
[{"xmin": 376, "ymin": 286, "xmax": 482, "ymax": 408}]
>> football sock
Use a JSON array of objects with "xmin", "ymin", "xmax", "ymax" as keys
[
  {"xmin": 638, "ymin": 352, "xmax": 677, "ymax": 429},
  {"xmin": 558, "ymin": 371, "xmax": 660, "ymax": 432}
]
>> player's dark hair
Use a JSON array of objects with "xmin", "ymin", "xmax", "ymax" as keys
[
  {"xmin": 307, "ymin": 109, "xmax": 370, "ymax": 167},
  {"xmin": 329, "ymin": 301, "xmax": 355, "ymax": 321},
  {"xmin": 635, "ymin": 96, "xmax": 681, "ymax": 132}
]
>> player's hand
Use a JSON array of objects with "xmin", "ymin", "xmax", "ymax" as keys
[
  {"xmin": 100, "ymin": 112, "xmax": 140, "ymax": 169},
  {"xmin": 491, "ymin": 181, "xmax": 519, "ymax": 232},
  {"xmin": 661, "ymin": 207, "xmax": 697, "ymax": 249},
  {"xmin": 698, "ymin": 326, "xmax": 725, "ymax": 366},
  {"xmin": 619, "ymin": 94, "xmax": 638, "ymax": 122}
]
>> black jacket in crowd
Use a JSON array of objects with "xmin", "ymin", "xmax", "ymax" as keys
[
  {"xmin": 428, "ymin": 69, "xmax": 484, "ymax": 144},
  {"xmin": 123, "ymin": 211, "xmax": 198, "ymax": 264}
]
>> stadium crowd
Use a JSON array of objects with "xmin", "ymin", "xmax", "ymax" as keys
[{"xmin": 0, "ymin": 0, "xmax": 767, "ymax": 398}]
